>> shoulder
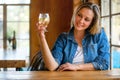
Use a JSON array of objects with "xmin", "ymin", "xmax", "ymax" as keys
[
  {"xmin": 57, "ymin": 32, "xmax": 68, "ymax": 42},
  {"xmin": 53, "ymin": 32, "xmax": 69, "ymax": 48},
  {"xmin": 94, "ymin": 27, "xmax": 109, "ymax": 44},
  {"xmin": 86, "ymin": 28, "xmax": 107, "ymax": 39},
  {"xmin": 58, "ymin": 32, "xmax": 68, "ymax": 38},
  {"xmin": 96, "ymin": 27, "xmax": 107, "ymax": 38}
]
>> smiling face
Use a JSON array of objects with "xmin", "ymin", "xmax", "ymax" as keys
[{"xmin": 74, "ymin": 8, "xmax": 94, "ymax": 31}]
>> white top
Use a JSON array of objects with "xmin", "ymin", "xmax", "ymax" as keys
[{"xmin": 72, "ymin": 46, "xmax": 84, "ymax": 64}]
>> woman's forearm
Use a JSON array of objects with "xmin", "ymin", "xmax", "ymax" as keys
[
  {"xmin": 39, "ymin": 35, "xmax": 58, "ymax": 71},
  {"xmin": 76, "ymin": 63, "xmax": 95, "ymax": 71}
]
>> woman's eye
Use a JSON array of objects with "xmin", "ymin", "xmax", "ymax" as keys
[
  {"xmin": 77, "ymin": 13, "xmax": 91, "ymax": 22},
  {"xmin": 77, "ymin": 14, "xmax": 82, "ymax": 18},
  {"xmin": 85, "ymin": 18, "xmax": 90, "ymax": 21}
]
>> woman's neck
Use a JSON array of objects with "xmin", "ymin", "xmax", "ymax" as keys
[
  {"xmin": 74, "ymin": 29, "xmax": 85, "ymax": 47},
  {"xmin": 74, "ymin": 29, "xmax": 85, "ymax": 40}
]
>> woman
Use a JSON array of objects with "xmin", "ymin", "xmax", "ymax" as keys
[{"xmin": 36, "ymin": 2, "xmax": 110, "ymax": 71}]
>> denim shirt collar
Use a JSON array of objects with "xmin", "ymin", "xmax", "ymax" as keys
[
  {"xmin": 67, "ymin": 27, "xmax": 91, "ymax": 43},
  {"xmin": 67, "ymin": 27, "xmax": 77, "ymax": 43}
]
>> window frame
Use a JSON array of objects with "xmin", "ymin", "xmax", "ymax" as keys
[
  {"xmin": 0, "ymin": 3, "xmax": 30, "ymax": 50},
  {"xmin": 101, "ymin": 0, "xmax": 120, "ymax": 69}
]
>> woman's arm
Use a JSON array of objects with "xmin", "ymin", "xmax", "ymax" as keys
[
  {"xmin": 91, "ymin": 28, "xmax": 110, "ymax": 70},
  {"xmin": 76, "ymin": 63, "xmax": 95, "ymax": 70},
  {"xmin": 57, "ymin": 62, "xmax": 95, "ymax": 71},
  {"xmin": 37, "ymin": 23, "xmax": 58, "ymax": 71}
]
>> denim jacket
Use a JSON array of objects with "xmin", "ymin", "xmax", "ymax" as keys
[{"xmin": 51, "ymin": 27, "xmax": 110, "ymax": 70}]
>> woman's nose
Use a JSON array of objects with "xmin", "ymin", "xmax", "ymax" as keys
[{"xmin": 79, "ymin": 18, "xmax": 84, "ymax": 24}]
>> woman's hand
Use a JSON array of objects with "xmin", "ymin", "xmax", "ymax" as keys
[
  {"xmin": 57, "ymin": 63, "xmax": 79, "ymax": 71},
  {"xmin": 36, "ymin": 22, "xmax": 47, "ymax": 38}
]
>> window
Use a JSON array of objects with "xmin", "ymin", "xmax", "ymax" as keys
[
  {"xmin": 0, "ymin": 0, "xmax": 30, "ymax": 4},
  {"xmin": 101, "ymin": 0, "xmax": 120, "ymax": 69},
  {"xmin": 0, "ymin": 0, "xmax": 30, "ymax": 64},
  {"xmin": 0, "ymin": 6, "xmax": 3, "ymax": 49}
]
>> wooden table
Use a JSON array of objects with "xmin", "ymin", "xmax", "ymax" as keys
[
  {"xmin": 0, "ymin": 49, "xmax": 28, "ymax": 71},
  {"xmin": 0, "ymin": 70, "xmax": 120, "ymax": 80}
]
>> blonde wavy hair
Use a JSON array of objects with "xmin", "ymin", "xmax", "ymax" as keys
[{"xmin": 71, "ymin": 2, "xmax": 101, "ymax": 35}]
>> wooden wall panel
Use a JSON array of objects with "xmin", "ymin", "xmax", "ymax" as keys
[
  {"xmin": 30, "ymin": 0, "xmax": 73, "ymax": 60},
  {"xmin": 30, "ymin": 0, "xmax": 42, "ymax": 60},
  {"xmin": 73, "ymin": 0, "xmax": 82, "ymax": 8},
  {"xmin": 88, "ymin": 0, "xmax": 100, "ymax": 5},
  {"xmin": 73, "ymin": 0, "xmax": 100, "ymax": 8}
]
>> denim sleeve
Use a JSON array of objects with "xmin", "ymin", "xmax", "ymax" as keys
[
  {"xmin": 92, "ymin": 28, "xmax": 110, "ymax": 70},
  {"xmin": 51, "ymin": 33, "xmax": 67, "ymax": 65}
]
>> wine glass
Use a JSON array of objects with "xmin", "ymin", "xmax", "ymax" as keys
[{"xmin": 38, "ymin": 13, "xmax": 50, "ymax": 32}]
